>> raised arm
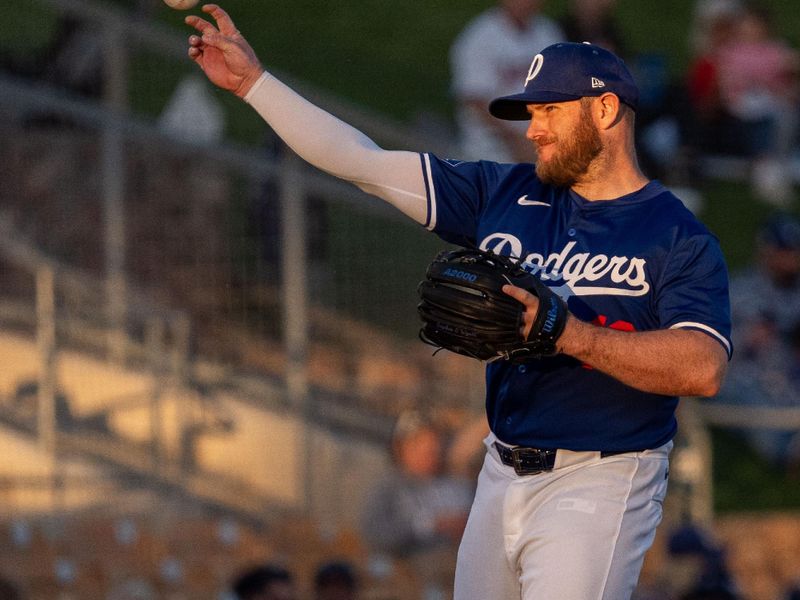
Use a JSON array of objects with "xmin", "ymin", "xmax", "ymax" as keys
[{"xmin": 186, "ymin": 4, "xmax": 428, "ymax": 223}]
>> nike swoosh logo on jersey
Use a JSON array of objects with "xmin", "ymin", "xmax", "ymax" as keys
[{"xmin": 517, "ymin": 195, "xmax": 551, "ymax": 207}]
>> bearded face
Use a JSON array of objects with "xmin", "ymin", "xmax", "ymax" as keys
[{"xmin": 534, "ymin": 100, "xmax": 603, "ymax": 187}]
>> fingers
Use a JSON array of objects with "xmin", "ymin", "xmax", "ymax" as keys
[
  {"xmin": 185, "ymin": 6, "xmax": 238, "ymax": 54},
  {"xmin": 185, "ymin": 14, "xmax": 217, "ymax": 36},
  {"xmin": 503, "ymin": 284, "xmax": 537, "ymax": 339},
  {"xmin": 184, "ymin": 4, "xmax": 261, "ymax": 96},
  {"xmin": 502, "ymin": 284, "xmax": 536, "ymax": 307},
  {"xmin": 187, "ymin": 32, "xmax": 202, "ymax": 61},
  {"xmin": 186, "ymin": 29, "xmax": 213, "ymax": 62},
  {"xmin": 202, "ymin": 4, "xmax": 239, "ymax": 36}
]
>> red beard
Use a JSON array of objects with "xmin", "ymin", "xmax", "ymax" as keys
[{"xmin": 534, "ymin": 103, "xmax": 603, "ymax": 188}]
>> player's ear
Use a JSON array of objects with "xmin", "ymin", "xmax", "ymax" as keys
[{"xmin": 595, "ymin": 93, "xmax": 622, "ymax": 129}]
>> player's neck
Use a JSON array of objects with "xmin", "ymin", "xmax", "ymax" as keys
[{"xmin": 570, "ymin": 147, "xmax": 649, "ymax": 201}]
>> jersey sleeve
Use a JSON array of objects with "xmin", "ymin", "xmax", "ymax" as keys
[
  {"xmin": 657, "ymin": 233, "xmax": 733, "ymax": 358},
  {"xmin": 420, "ymin": 153, "xmax": 494, "ymax": 247}
]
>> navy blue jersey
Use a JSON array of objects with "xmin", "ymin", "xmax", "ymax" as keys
[{"xmin": 420, "ymin": 154, "xmax": 732, "ymax": 451}]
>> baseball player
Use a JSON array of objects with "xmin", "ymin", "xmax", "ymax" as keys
[{"xmin": 186, "ymin": 6, "xmax": 732, "ymax": 599}]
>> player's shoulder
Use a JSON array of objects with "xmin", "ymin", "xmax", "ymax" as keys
[
  {"xmin": 426, "ymin": 153, "xmax": 533, "ymax": 182},
  {"xmin": 424, "ymin": 154, "xmax": 547, "ymax": 214},
  {"xmin": 645, "ymin": 183, "xmax": 715, "ymax": 238},
  {"xmin": 642, "ymin": 185, "xmax": 729, "ymax": 273}
]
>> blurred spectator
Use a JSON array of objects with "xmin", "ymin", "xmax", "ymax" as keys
[
  {"xmin": 32, "ymin": 15, "xmax": 105, "ymax": 98},
  {"xmin": 314, "ymin": 561, "xmax": 359, "ymax": 600},
  {"xmin": 449, "ymin": 0, "xmax": 564, "ymax": 162},
  {"xmin": 712, "ymin": 3, "xmax": 800, "ymax": 205},
  {"xmin": 685, "ymin": 2, "xmax": 742, "ymax": 156},
  {"xmin": 360, "ymin": 410, "xmax": 475, "ymax": 599},
  {"xmin": 558, "ymin": 0, "xmax": 626, "ymax": 56},
  {"xmin": 232, "ymin": 564, "xmax": 296, "ymax": 600},
  {"xmin": 667, "ymin": 523, "xmax": 743, "ymax": 600},
  {"xmin": 444, "ymin": 412, "xmax": 491, "ymax": 482},
  {"xmin": 714, "ymin": 212, "xmax": 800, "ymax": 470},
  {"xmin": 631, "ymin": 50, "xmax": 690, "ymax": 182},
  {"xmin": 158, "ymin": 74, "xmax": 226, "ymax": 145},
  {"xmin": 688, "ymin": 0, "xmax": 743, "ymax": 58},
  {"xmin": 2, "ymin": 14, "xmax": 105, "ymax": 128},
  {"xmin": 4, "ymin": 6, "xmax": 148, "ymax": 100},
  {"xmin": 730, "ymin": 212, "xmax": 800, "ymax": 342}
]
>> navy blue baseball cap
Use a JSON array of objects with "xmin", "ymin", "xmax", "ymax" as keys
[{"xmin": 489, "ymin": 42, "xmax": 639, "ymax": 121}]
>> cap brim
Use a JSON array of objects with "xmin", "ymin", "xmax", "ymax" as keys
[{"xmin": 488, "ymin": 91, "xmax": 582, "ymax": 120}]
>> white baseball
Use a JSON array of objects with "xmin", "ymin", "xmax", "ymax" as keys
[{"xmin": 163, "ymin": 0, "xmax": 199, "ymax": 9}]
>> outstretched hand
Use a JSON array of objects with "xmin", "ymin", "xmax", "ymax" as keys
[{"xmin": 186, "ymin": 4, "xmax": 263, "ymax": 98}]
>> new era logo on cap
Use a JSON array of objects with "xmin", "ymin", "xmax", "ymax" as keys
[{"xmin": 489, "ymin": 42, "xmax": 639, "ymax": 121}]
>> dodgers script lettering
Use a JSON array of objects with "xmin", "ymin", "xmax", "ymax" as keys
[{"xmin": 479, "ymin": 233, "xmax": 650, "ymax": 297}]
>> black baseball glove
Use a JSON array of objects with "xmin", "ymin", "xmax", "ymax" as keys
[{"xmin": 417, "ymin": 247, "xmax": 568, "ymax": 362}]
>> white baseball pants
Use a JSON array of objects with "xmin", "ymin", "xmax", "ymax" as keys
[{"xmin": 454, "ymin": 434, "xmax": 671, "ymax": 600}]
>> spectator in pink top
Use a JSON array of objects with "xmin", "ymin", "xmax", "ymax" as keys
[{"xmin": 714, "ymin": 3, "xmax": 800, "ymax": 205}]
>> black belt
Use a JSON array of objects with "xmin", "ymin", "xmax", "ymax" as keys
[{"xmin": 493, "ymin": 442, "xmax": 632, "ymax": 476}]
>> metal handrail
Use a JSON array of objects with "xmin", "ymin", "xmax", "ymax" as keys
[
  {"xmin": 0, "ymin": 73, "xmax": 412, "ymax": 223},
  {"xmin": 696, "ymin": 402, "xmax": 800, "ymax": 430}
]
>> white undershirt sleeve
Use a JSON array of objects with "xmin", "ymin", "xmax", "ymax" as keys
[{"xmin": 244, "ymin": 71, "xmax": 429, "ymax": 225}]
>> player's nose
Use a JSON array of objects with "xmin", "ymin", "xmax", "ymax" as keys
[{"xmin": 526, "ymin": 116, "xmax": 546, "ymax": 142}]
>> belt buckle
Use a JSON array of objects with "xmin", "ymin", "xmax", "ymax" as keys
[{"xmin": 511, "ymin": 446, "xmax": 546, "ymax": 476}]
